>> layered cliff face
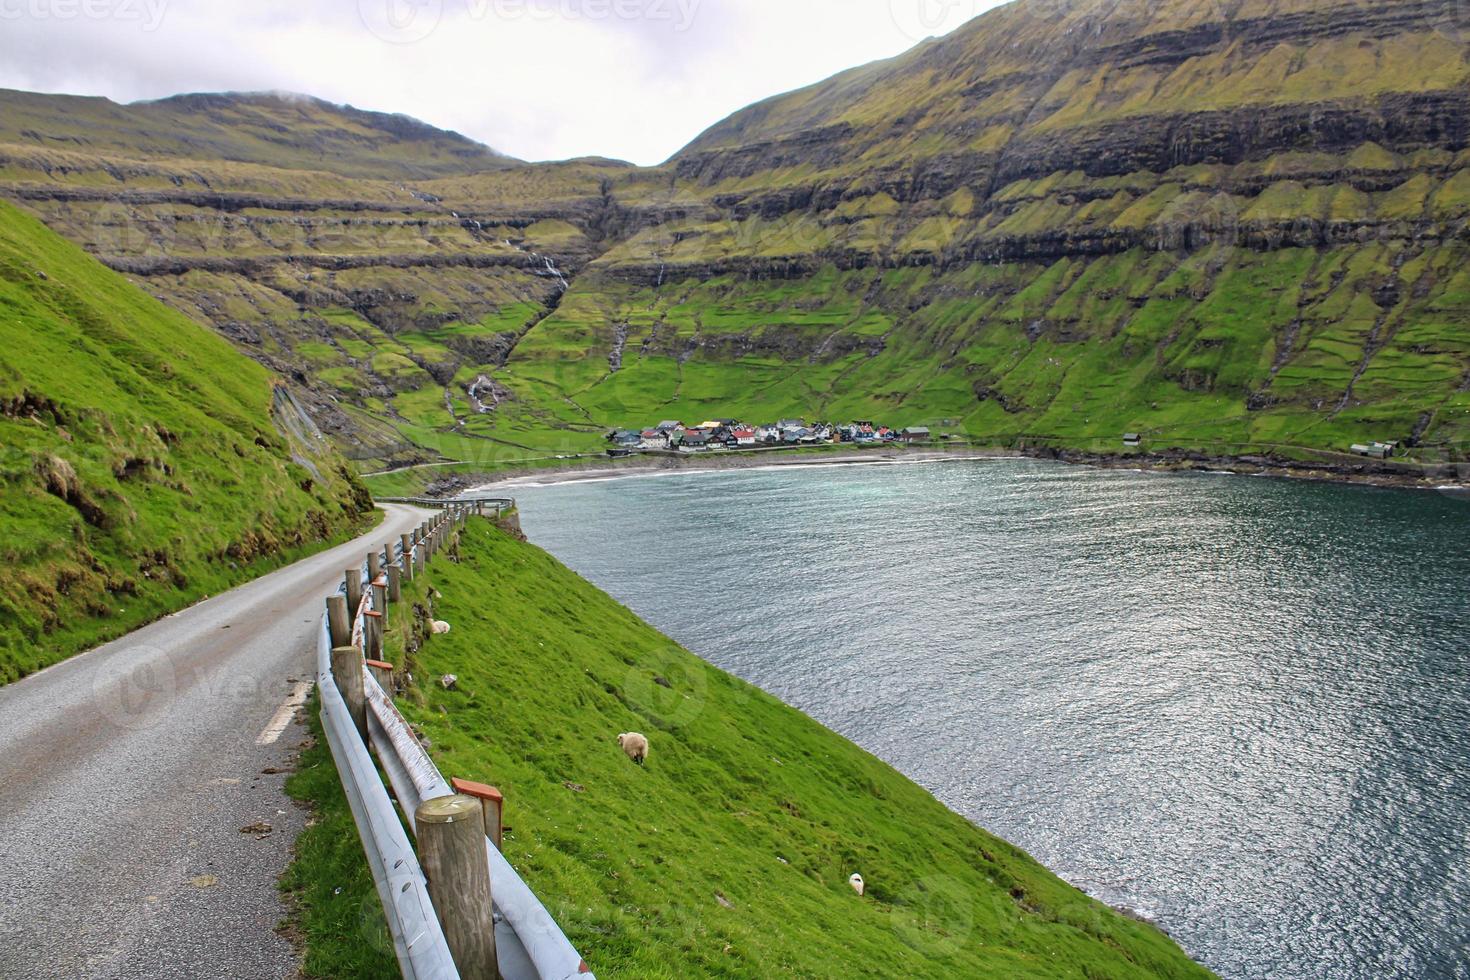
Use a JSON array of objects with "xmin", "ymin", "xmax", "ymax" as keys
[
  {"xmin": 0, "ymin": 92, "xmax": 626, "ymax": 465},
  {"xmin": 510, "ymin": 0, "xmax": 1470, "ymax": 467},
  {"xmin": 2, "ymin": 0, "xmax": 1468, "ymax": 473}
]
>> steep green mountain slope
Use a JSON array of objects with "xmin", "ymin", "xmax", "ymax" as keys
[
  {"xmin": 1, "ymin": 0, "xmax": 1468, "ymax": 479},
  {"xmin": 0, "ymin": 89, "xmax": 516, "ymax": 179},
  {"xmin": 0, "ymin": 201, "xmax": 374, "ymax": 681},
  {"xmin": 366, "ymin": 517, "xmax": 1213, "ymax": 978}
]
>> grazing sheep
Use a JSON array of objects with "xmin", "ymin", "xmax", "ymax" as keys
[
  {"xmin": 431, "ymin": 621, "xmax": 451, "ymax": 635},
  {"xmin": 617, "ymin": 732, "xmax": 649, "ymax": 765},
  {"xmin": 848, "ymin": 873, "xmax": 865, "ymax": 896},
  {"xmin": 440, "ymin": 674, "xmax": 458, "ymax": 691}
]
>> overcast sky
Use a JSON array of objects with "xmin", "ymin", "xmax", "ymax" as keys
[{"xmin": 0, "ymin": 0, "xmax": 1007, "ymax": 165}]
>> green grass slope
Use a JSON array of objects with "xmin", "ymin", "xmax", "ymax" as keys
[
  {"xmin": 383, "ymin": 519, "xmax": 1212, "ymax": 978},
  {"xmin": 0, "ymin": 201, "xmax": 375, "ymax": 681},
  {"xmin": 282, "ymin": 693, "xmax": 401, "ymax": 979},
  {"xmin": 362, "ymin": 243, "xmax": 1469, "ymax": 488}
]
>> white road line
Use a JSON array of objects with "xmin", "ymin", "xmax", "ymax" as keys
[{"xmin": 255, "ymin": 681, "xmax": 313, "ymax": 746}]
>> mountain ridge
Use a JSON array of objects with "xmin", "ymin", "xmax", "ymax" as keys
[{"xmin": 0, "ymin": 87, "xmax": 518, "ymax": 179}]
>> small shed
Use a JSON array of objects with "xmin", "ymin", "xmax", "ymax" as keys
[
  {"xmin": 1123, "ymin": 433, "xmax": 1142, "ymax": 448},
  {"xmin": 900, "ymin": 427, "xmax": 932, "ymax": 443}
]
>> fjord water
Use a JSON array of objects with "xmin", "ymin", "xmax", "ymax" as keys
[{"xmin": 511, "ymin": 459, "xmax": 1470, "ymax": 979}]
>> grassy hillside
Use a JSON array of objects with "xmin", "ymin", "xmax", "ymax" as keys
[
  {"xmin": 477, "ymin": 247, "xmax": 1470, "ymax": 468},
  {"xmin": 369, "ymin": 518, "xmax": 1213, "ymax": 978},
  {"xmin": 0, "ymin": 201, "xmax": 374, "ymax": 681},
  {"xmin": 283, "ymin": 694, "xmax": 401, "ymax": 979}
]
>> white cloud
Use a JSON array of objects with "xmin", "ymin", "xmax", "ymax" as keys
[{"xmin": 0, "ymin": 0, "xmax": 1006, "ymax": 165}]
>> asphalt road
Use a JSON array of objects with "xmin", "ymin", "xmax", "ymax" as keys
[{"xmin": 0, "ymin": 504, "xmax": 429, "ymax": 979}]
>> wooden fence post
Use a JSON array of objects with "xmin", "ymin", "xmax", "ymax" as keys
[
  {"xmin": 366, "ymin": 659, "xmax": 394, "ymax": 694},
  {"xmin": 326, "ymin": 595, "xmax": 350, "ymax": 649},
  {"xmin": 372, "ymin": 579, "xmax": 388, "ymax": 621},
  {"xmin": 401, "ymin": 534, "xmax": 415, "ymax": 580},
  {"xmin": 451, "ymin": 777, "xmax": 504, "ymax": 852},
  {"xmin": 345, "ymin": 570, "xmax": 362, "ymax": 620},
  {"xmin": 387, "ymin": 565, "xmax": 403, "ymax": 603},
  {"xmin": 416, "ymin": 795, "xmax": 498, "ymax": 980},
  {"xmin": 330, "ymin": 645, "xmax": 367, "ymax": 740},
  {"xmin": 364, "ymin": 609, "xmax": 384, "ymax": 662},
  {"xmin": 367, "ymin": 550, "xmax": 381, "ymax": 583}
]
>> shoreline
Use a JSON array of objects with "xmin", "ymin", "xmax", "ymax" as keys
[
  {"xmin": 428, "ymin": 445, "xmax": 1469, "ymax": 495},
  {"xmin": 482, "ymin": 448, "xmax": 1008, "ymax": 489}
]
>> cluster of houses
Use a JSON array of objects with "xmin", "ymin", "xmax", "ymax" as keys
[{"xmin": 607, "ymin": 419, "xmax": 932, "ymax": 454}]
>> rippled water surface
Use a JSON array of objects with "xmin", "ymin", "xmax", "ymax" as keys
[{"xmin": 509, "ymin": 459, "xmax": 1470, "ymax": 979}]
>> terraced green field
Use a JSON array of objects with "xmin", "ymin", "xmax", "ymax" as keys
[{"xmin": 361, "ymin": 244, "xmax": 1470, "ymax": 498}]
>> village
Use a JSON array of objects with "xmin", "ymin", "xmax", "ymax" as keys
[{"xmin": 606, "ymin": 418, "xmax": 933, "ymax": 454}]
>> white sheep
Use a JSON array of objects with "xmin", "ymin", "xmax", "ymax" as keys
[
  {"xmin": 431, "ymin": 621, "xmax": 451, "ymax": 635},
  {"xmin": 848, "ymin": 873, "xmax": 865, "ymax": 896},
  {"xmin": 617, "ymin": 732, "xmax": 649, "ymax": 765}
]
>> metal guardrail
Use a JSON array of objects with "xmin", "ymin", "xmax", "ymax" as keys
[
  {"xmin": 316, "ymin": 581, "xmax": 458, "ymax": 980},
  {"xmin": 317, "ymin": 504, "xmax": 592, "ymax": 980},
  {"xmin": 376, "ymin": 495, "xmax": 517, "ymax": 511}
]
